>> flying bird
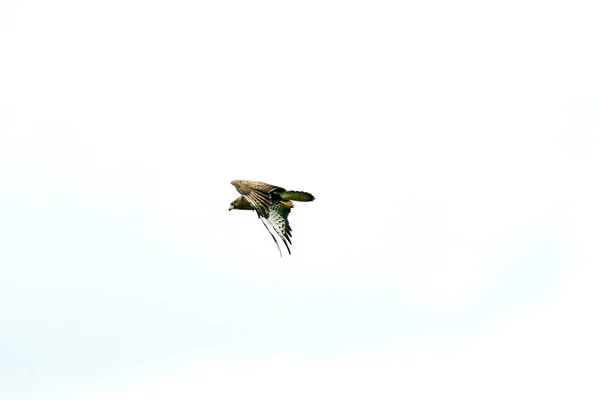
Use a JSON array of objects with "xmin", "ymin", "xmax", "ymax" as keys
[{"xmin": 229, "ymin": 180, "xmax": 315, "ymax": 256}]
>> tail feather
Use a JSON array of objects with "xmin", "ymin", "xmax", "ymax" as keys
[{"xmin": 279, "ymin": 191, "xmax": 315, "ymax": 202}]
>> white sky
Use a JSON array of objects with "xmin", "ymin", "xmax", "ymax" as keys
[{"xmin": 1, "ymin": 1, "xmax": 599, "ymax": 399}]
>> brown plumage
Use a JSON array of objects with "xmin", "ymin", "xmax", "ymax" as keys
[
  {"xmin": 229, "ymin": 180, "xmax": 314, "ymax": 256},
  {"xmin": 231, "ymin": 180, "xmax": 283, "ymax": 218}
]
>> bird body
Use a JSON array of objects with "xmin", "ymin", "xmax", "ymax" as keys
[
  {"xmin": 229, "ymin": 180, "xmax": 314, "ymax": 256},
  {"xmin": 231, "ymin": 180, "xmax": 314, "ymax": 218}
]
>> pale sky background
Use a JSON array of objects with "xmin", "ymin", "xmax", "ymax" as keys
[{"xmin": 1, "ymin": 1, "xmax": 599, "ymax": 399}]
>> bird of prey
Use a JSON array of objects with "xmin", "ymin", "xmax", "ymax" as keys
[{"xmin": 229, "ymin": 180, "xmax": 315, "ymax": 256}]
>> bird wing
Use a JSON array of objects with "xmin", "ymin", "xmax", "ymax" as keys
[
  {"xmin": 259, "ymin": 218, "xmax": 283, "ymax": 257},
  {"xmin": 262, "ymin": 202, "xmax": 293, "ymax": 255},
  {"xmin": 231, "ymin": 180, "xmax": 284, "ymax": 218},
  {"xmin": 243, "ymin": 180, "xmax": 284, "ymax": 193}
]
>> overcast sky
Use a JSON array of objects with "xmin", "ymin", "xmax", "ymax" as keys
[{"xmin": 1, "ymin": 1, "xmax": 599, "ymax": 399}]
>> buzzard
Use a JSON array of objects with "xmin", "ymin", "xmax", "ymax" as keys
[{"xmin": 229, "ymin": 180, "xmax": 315, "ymax": 256}]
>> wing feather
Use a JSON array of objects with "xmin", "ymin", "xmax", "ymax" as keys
[
  {"xmin": 263, "ymin": 202, "xmax": 292, "ymax": 255},
  {"xmin": 231, "ymin": 180, "xmax": 283, "ymax": 218},
  {"xmin": 259, "ymin": 218, "xmax": 283, "ymax": 257}
]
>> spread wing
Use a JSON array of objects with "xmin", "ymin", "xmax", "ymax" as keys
[
  {"xmin": 231, "ymin": 180, "xmax": 284, "ymax": 218},
  {"xmin": 262, "ymin": 202, "xmax": 293, "ymax": 256}
]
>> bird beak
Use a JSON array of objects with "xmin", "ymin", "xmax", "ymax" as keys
[{"xmin": 229, "ymin": 205, "xmax": 234, "ymax": 211}]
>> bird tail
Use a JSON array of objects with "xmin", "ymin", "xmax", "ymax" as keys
[{"xmin": 278, "ymin": 191, "xmax": 315, "ymax": 202}]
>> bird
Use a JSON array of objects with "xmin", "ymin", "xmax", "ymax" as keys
[{"xmin": 229, "ymin": 180, "xmax": 315, "ymax": 256}]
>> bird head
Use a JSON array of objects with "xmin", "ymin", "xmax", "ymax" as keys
[
  {"xmin": 228, "ymin": 199, "xmax": 238, "ymax": 211},
  {"xmin": 229, "ymin": 196, "xmax": 253, "ymax": 211}
]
